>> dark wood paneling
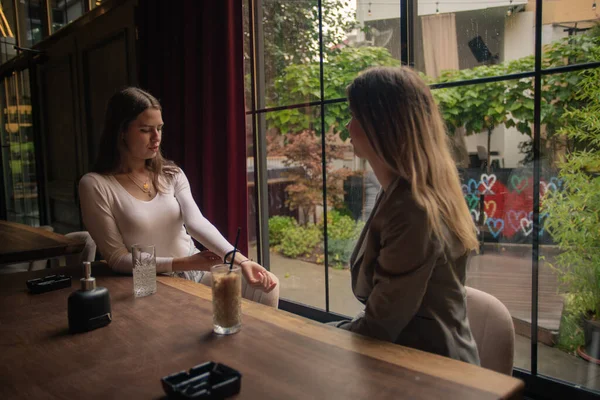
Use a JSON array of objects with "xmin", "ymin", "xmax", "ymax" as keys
[
  {"xmin": 40, "ymin": 52, "xmax": 80, "ymax": 234},
  {"xmin": 82, "ymin": 32, "xmax": 130, "ymax": 167},
  {"xmin": 35, "ymin": 0, "xmax": 137, "ymax": 233}
]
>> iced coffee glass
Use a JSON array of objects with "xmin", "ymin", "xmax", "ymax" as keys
[{"xmin": 211, "ymin": 264, "xmax": 242, "ymax": 335}]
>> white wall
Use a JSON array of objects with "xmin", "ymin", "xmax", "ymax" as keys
[
  {"xmin": 500, "ymin": 11, "xmax": 535, "ymax": 168},
  {"xmin": 356, "ymin": 0, "xmax": 528, "ymax": 22}
]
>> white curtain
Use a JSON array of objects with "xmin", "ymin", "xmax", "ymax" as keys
[
  {"xmin": 422, "ymin": 13, "xmax": 468, "ymax": 166},
  {"xmin": 421, "ymin": 13, "xmax": 459, "ymax": 79}
]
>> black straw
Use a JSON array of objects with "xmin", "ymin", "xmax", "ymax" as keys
[{"xmin": 229, "ymin": 227, "xmax": 241, "ymax": 271}]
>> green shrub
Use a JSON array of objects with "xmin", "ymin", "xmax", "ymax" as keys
[
  {"xmin": 320, "ymin": 210, "xmax": 364, "ymax": 241},
  {"xmin": 556, "ymin": 294, "xmax": 585, "ymax": 355},
  {"xmin": 278, "ymin": 224, "xmax": 322, "ymax": 258},
  {"xmin": 320, "ymin": 210, "xmax": 365, "ymax": 268},
  {"xmin": 327, "ymin": 238, "xmax": 356, "ymax": 269},
  {"xmin": 268, "ymin": 216, "xmax": 297, "ymax": 246}
]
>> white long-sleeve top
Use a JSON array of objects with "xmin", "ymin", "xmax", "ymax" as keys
[{"xmin": 78, "ymin": 169, "xmax": 235, "ymax": 274}]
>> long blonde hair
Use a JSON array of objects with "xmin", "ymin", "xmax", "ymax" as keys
[{"xmin": 347, "ymin": 66, "xmax": 478, "ymax": 252}]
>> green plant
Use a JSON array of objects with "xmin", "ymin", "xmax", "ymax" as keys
[
  {"xmin": 243, "ymin": 0, "xmax": 358, "ymax": 104},
  {"xmin": 320, "ymin": 210, "xmax": 365, "ymax": 268},
  {"xmin": 327, "ymin": 238, "xmax": 355, "ymax": 269},
  {"xmin": 267, "ymin": 130, "xmax": 354, "ymax": 224},
  {"xmin": 320, "ymin": 209, "xmax": 364, "ymax": 241},
  {"xmin": 543, "ymin": 47, "xmax": 600, "ymax": 322},
  {"xmin": 278, "ymin": 224, "xmax": 322, "ymax": 258},
  {"xmin": 268, "ymin": 216, "xmax": 297, "ymax": 246},
  {"xmin": 268, "ymin": 46, "xmax": 400, "ymax": 139},
  {"xmin": 557, "ymin": 294, "xmax": 586, "ymax": 354}
]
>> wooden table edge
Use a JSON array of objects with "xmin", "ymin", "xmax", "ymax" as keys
[
  {"xmin": 157, "ymin": 276, "xmax": 525, "ymax": 399},
  {"xmin": 0, "ymin": 221, "xmax": 86, "ymax": 263}
]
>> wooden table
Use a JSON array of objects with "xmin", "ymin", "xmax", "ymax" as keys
[
  {"xmin": 0, "ymin": 221, "xmax": 85, "ymax": 264},
  {"xmin": 0, "ymin": 265, "xmax": 525, "ymax": 399}
]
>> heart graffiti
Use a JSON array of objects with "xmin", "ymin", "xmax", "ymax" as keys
[
  {"xmin": 468, "ymin": 179, "xmax": 480, "ymax": 195},
  {"xmin": 471, "ymin": 210, "xmax": 481, "ymax": 234},
  {"xmin": 480, "ymin": 174, "xmax": 497, "ymax": 195},
  {"xmin": 507, "ymin": 210, "xmax": 527, "ymax": 231},
  {"xmin": 510, "ymin": 175, "xmax": 529, "ymax": 193},
  {"xmin": 486, "ymin": 218, "xmax": 505, "ymax": 238},
  {"xmin": 520, "ymin": 218, "xmax": 533, "ymax": 236},
  {"xmin": 466, "ymin": 194, "xmax": 480, "ymax": 210},
  {"xmin": 540, "ymin": 181, "xmax": 558, "ymax": 197},
  {"xmin": 484, "ymin": 200, "xmax": 497, "ymax": 219},
  {"xmin": 461, "ymin": 184, "xmax": 470, "ymax": 196}
]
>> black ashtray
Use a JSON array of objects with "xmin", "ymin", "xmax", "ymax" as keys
[
  {"xmin": 161, "ymin": 362, "xmax": 242, "ymax": 399},
  {"xmin": 26, "ymin": 274, "xmax": 72, "ymax": 294}
]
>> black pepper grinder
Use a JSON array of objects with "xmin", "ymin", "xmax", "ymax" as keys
[{"xmin": 68, "ymin": 261, "xmax": 112, "ymax": 334}]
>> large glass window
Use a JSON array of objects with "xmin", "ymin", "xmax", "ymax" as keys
[
  {"xmin": 0, "ymin": 0, "xmax": 18, "ymax": 64},
  {"xmin": 245, "ymin": 0, "xmax": 600, "ymax": 395},
  {"xmin": 17, "ymin": 0, "xmax": 43, "ymax": 47},
  {"xmin": 0, "ymin": 70, "xmax": 40, "ymax": 226},
  {"xmin": 51, "ymin": 0, "xmax": 85, "ymax": 34}
]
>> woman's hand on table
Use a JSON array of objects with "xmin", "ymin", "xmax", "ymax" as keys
[{"xmin": 240, "ymin": 260, "xmax": 277, "ymax": 293}]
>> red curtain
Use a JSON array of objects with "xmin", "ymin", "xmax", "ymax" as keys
[{"xmin": 137, "ymin": 0, "xmax": 248, "ymax": 255}]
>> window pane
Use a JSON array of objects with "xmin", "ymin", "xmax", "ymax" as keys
[
  {"xmin": 91, "ymin": 0, "xmax": 104, "ymax": 10},
  {"xmin": 243, "ymin": 0, "xmax": 251, "ymax": 110},
  {"xmin": 541, "ymin": 0, "xmax": 600, "ymax": 67},
  {"xmin": 0, "ymin": 0, "xmax": 18, "ymax": 63},
  {"xmin": 433, "ymin": 77, "xmax": 534, "ymax": 372},
  {"xmin": 415, "ymin": 0, "xmax": 533, "ymax": 83},
  {"xmin": 320, "ymin": 1, "xmax": 400, "ymax": 101},
  {"xmin": 260, "ymin": 0, "xmax": 319, "ymax": 108},
  {"xmin": 17, "ymin": 0, "xmax": 43, "ymax": 47},
  {"xmin": 324, "ymin": 102, "xmax": 375, "ymax": 316},
  {"xmin": 1, "ymin": 71, "xmax": 40, "ymax": 226},
  {"xmin": 51, "ymin": 0, "xmax": 85, "ymax": 34},
  {"xmin": 258, "ymin": 106, "xmax": 326, "ymax": 310},
  {"xmin": 539, "ymin": 69, "xmax": 600, "ymax": 392}
]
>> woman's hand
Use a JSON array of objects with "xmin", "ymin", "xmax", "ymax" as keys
[
  {"xmin": 172, "ymin": 251, "xmax": 221, "ymax": 271},
  {"xmin": 240, "ymin": 260, "xmax": 277, "ymax": 293}
]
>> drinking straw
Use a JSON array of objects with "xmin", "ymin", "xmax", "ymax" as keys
[{"xmin": 229, "ymin": 227, "xmax": 241, "ymax": 271}]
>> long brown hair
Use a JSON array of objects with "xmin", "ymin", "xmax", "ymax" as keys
[
  {"xmin": 92, "ymin": 87, "xmax": 178, "ymax": 192},
  {"xmin": 347, "ymin": 66, "xmax": 478, "ymax": 252}
]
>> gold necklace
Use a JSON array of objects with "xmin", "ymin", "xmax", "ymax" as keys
[{"xmin": 127, "ymin": 173, "xmax": 152, "ymax": 198}]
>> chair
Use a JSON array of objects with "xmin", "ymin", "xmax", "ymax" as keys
[
  {"xmin": 466, "ymin": 286, "xmax": 515, "ymax": 375},
  {"xmin": 49, "ymin": 231, "xmax": 97, "ymax": 267},
  {"xmin": 28, "ymin": 225, "xmax": 55, "ymax": 271},
  {"xmin": 476, "ymin": 145, "xmax": 505, "ymax": 171},
  {"xmin": 64, "ymin": 231, "xmax": 97, "ymax": 266}
]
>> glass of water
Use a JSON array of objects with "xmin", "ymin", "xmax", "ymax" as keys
[{"xmin": 132, "ymin": 244, "xmax": 157, "ymax": 297}]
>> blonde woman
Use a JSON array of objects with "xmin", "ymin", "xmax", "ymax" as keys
[{"xmin": 331, "ymin": 67, "xmax": 480, "ymax": 364}]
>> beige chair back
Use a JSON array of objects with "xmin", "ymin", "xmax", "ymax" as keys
[{"xmin": 466, "ymin": 286, "xmax": 515, "ymax": 375}]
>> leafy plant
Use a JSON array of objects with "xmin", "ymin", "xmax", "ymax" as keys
[
  {"xmin": 557, "ymin": 294, "xmax": 586, "ymax": 354},
  {"xmin": 268, "ymin": 216, "xmax": 297, "ymax": 246},
  {"xmin": 267, "ymin": 130, "xmax": 354, "ymax": 224},
  {"xmin": 320, "ymin": 209, "xmax": 364, "ymax": 241},
  {"xmin": 327, "ymin": 238, "xmax": 356, "ymax": 269},
  {"xmin": 277, "ymin": 223, "xmax": 322, "ymax": 258},
  {"xmin": 543, "ymin": 48, "xmax": 600, "ymax": 321},
  {"xmin": 243, "ymin": 0, "xmax": 358, "ymax": 104},
  {"xmin": 268, "ymin": 46, "xmax": 400, "ymax": 139}
]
